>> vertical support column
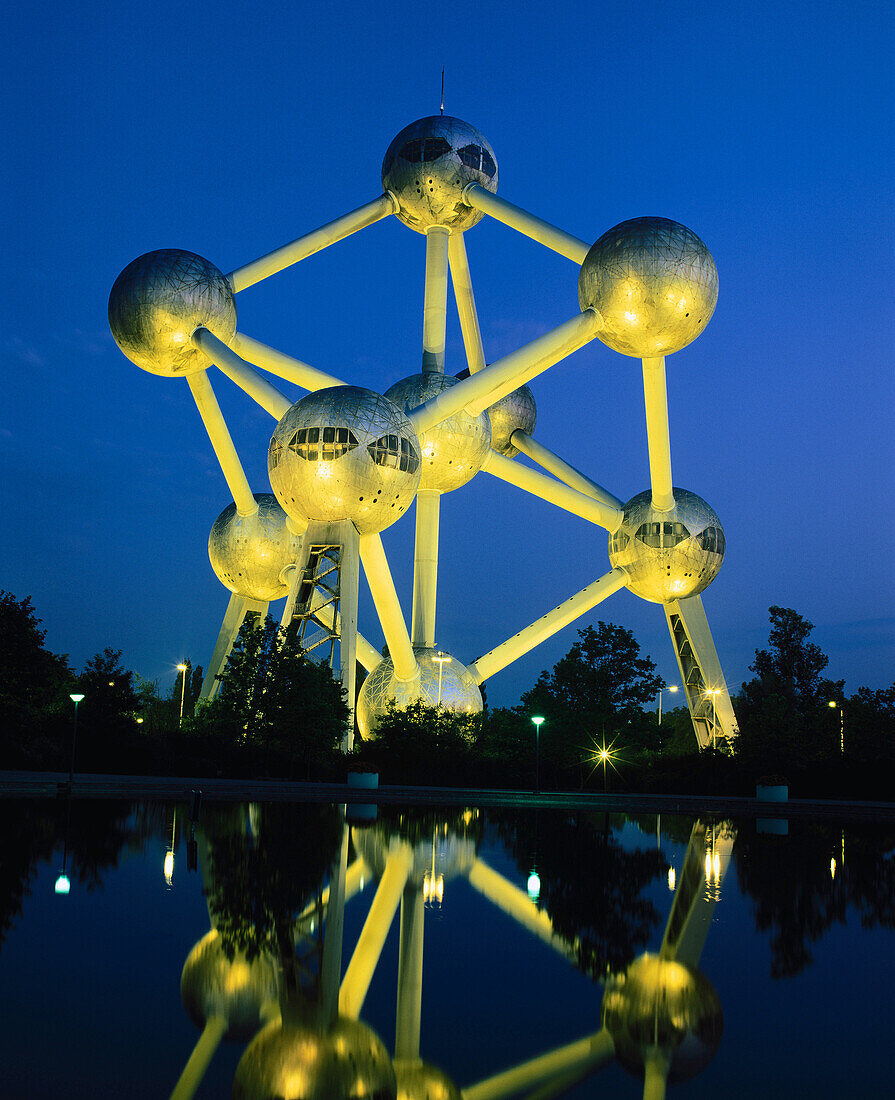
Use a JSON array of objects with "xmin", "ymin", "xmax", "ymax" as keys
[
  {"xmin": 422, "ymin": 226, "xmax": 450, "ymax": 373},
  {"xmin": 200, "ymin": 593, "xmax": 269, "ymax": 700},
  {"xmin": 318, "ymin": 824, "xmax": 349, "ymax": 1028},
  {"xmin": 448, "ymin": 232, "xmax": 486, "ymax": 374},
  {"xmin": 394, "ymin": 885, "xmax": 425, "ymax": 1062},
  {"xmin": 339, "ymin": 523, "xmax": 360, "ymax": 751},
  {"xmin": 641, "ymin": 357, "xmax": 674, "ymax": 512},
  {"xmin": 411, "ymin": 489, "xmax": 441, "ymax": 649}
]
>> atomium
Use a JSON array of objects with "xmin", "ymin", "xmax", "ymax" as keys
[{"xmin": 110, "ymin": 111, "xmax": 739, "ymax": 751}]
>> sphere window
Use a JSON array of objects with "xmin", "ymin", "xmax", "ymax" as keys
[
  {"xmin": 696, "ymin": 526, "xmax": 725, "ymax": 554},
  {"xmin": 609, "ymin": 530, "xmax": 629, "ymax": 554},
  {"xmin": 635, "ymin": 521, "xmax": 691, "ymax": 549},
  {"xmin": 368, "ymin": 434, "xmax": 420, "ymax": 474},
  {"xmin": 289, "ymin": 426, "xmax": 359, "ymax": 462},
  {"xmin": 398, "ymin": 137, "xmax": 451, "ymax": 163},
  {"xmin": 457, "ymin": 143, "xmax": 496, "ymax": 179}
]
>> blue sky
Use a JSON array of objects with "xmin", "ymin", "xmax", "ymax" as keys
[{"xmin": 2, "ymin": 0, "xmax": 893, "ymax": 706}]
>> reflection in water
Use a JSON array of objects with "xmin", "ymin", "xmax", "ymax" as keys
[{"xmin": 1, "ymin": 800, "xmax": 893, "ymax": 1095}]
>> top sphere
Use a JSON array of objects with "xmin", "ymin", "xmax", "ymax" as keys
[
  {"xmin": 268, "ymin": 386, "xmax": 422, "ymax": 536},
  {"xmin": 109, "ymin": 249, "xmax": 236, "ymax": 376},
  {"xmin": 578, "ymin": 218, "xmax": 718, "ymax": 358},
  {"xmin": 382, "ymin": 116, "xmax": 498, "ymax": 234},
  {"xmin": 600, "ymin": 954, "xmax": 723, "ymax": 1084}
]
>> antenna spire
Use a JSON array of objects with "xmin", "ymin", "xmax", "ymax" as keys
[{"xmin": 440, "ymin": 68, "xmax": 444, "ymax": 115}]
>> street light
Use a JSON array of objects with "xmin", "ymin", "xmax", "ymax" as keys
[
  {"xmin": 704, "ymin": 689, "xmax": 720, "ymax": 750},
  {"xmin": 177, "ymin": 663, "xmax": 188, "ymax": 727},
  {"xmin": 67, "ymin": 693, "xmax": 84, "ymax": 787},
  {"xmin": 658, "ymin": 684, "xmax": 678, "ymax": 724},
  {"xmin": 531, "ymin": 716, "xmax": 544, "ymax": 793},
  {"xmin": 828, "ymin": 700, "xmax": 844, "ymax": 753},
  {"xmin": 433, "ymin": 652, "xmax": 451, "ymax": 708}
]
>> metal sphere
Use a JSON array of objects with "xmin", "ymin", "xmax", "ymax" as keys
[
  {"xmin": 608, "ymin": 489, "xmax": 725, "ymax": 604},
  {"xmin": 180, "ymin": 931, "xmax": 279, "ymax": 1043},
  {"xmin": 356, "ymin": 647, "xmax": 483, "ymax": 740},
  {"xmin": 233, "ymin": 1016, "xmax": 396, "ymax": 1100},
  {"xmin": 578, "ymin": 218, "xmax": 718, "ymax": 358},
  {"xmin": 268, "ymin": 387, "xmax": 421, "ymax": 536},
  {"xmin": 600, "ymin": 954, "xmax": 723, "ymax": 1084},
  {"xmin": 486, "ymin": 384, "xmax": 537, "ymax": 457},
  {"xmin": 108, "ymin": 249, "xmax": 236, "ymax": 376},
  {"xmin": 382, "ymin": 116, "xmax": 498, "ymax": 234},
  {"xmin": 353, "ymin": 825, "xmax": 477, "ymax": 888},
  {"xmin": 395, "ymin": 1060, "xmax": 462, "ymax": 1100},
  {"xmin": 384, "ymin": 373, "xmax": 490, "ymax": 492},
  {"xmin": 208, "ymin": 494, "xmax": 302, "ymax": 601}
]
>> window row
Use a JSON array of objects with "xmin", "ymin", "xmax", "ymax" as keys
[
  {"xmin": 289, "ymin": 426, "xmax": 359, "ymax": 462},
  {"xmin": 398, "ymin": 137, "xmax": 451, "ymax": 163},
  {"xmin": 635, "ymin": 521, "xmax": 691, "ymax": 549}
]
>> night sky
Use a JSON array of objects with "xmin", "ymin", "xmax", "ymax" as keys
[{"xmin": 3, "ymin": 0, "xmax": 892, "ymax": 707}]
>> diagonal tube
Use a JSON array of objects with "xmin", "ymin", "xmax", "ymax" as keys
[
  {"xmin": 169, "ymin": 1015, "xmax": 229, "ymax": 1100},
  {"xmin": 461, "ymin": 1029, "xmax": 615, "ymax": 1100},
  {"xmin": 228, "ymin": 193, "xmax": 397, "ymax": 292},
  {"xmin": 448, "ymin": 232, "xmax": 486, "ymax": 374},
  {"xmin": 186, "ymin": 371, "xmax": 257, "ymax": 516},
  {"xmin": 192, "ymin": 328, "xmax": 292, "ymax": 420},
  {"xmin": 409, "ymin": 310, "xmax": 601, "ymax": 435},
  {"xmin": 468, "ymin": 568, "xmax": 628, "ymax": 683},
  {"xmin": 481, "ymin": 451, "xmax": 623, "ymax": 531},
  {"xmin": 463, "ymin": 184, "xmax": 591, "ymax": 264},
  {"xmin": 510, "ymin": 431, "xmax": 623, "ymax": 511},
  {"xmin": 232, "ymin": 332, "xmax": 346, "ymax": 391},
  {"xmin": 359, "ymin": 534, "xmax": 418, "ymax": 682}
]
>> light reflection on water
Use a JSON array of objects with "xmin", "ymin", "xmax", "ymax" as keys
[{"xmin": 0, "ymin": 797, "xmax": 892, "ymax": 1097}]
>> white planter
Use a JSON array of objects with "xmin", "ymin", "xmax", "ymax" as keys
[
  {"xmin": 348, "ymin": 771, "xmax": 379, "ymax": 790},
  {"xmin": 756, "ymin": 783, "xmax": 788, "ymax": 802}
]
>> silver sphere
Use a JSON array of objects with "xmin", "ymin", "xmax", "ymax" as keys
[
  {"xmin": 382, "ymin": 116, "xmax": 498, "ymax": 234},
  {"xmin": 208, "ymin": 494, "xmax": 302, "ymax": 602},
  {"xmin": 600, "ymin": 954, "xmax": 723, "ymax": 1084},
  {"xmin": 180, "ymin": 930, "xmax": 279, "ymax": 1043},
  {"xmin": 108, "ymin": 249, "xmax": 236, "ymax": 376},
  {"xmin": 486, "ymin": 384, "xmax": 537, "ymax": 457},
  {"xmin": 356, "ymin": 647, "xmax": 483, "ymax": 740},
  {"xmin": 384, "ymin": 373, "xmax": 490, "ymax": 493},
  {"xmin": 578, "ymin": 218, "xmax": 718, "ymax": 358},
  {"xmin": 233, "ymin": 1015, "xmax": 396, "ymax": 1100},
  {"xmin": 353, "ymin": 825, "xmax": 477, "ymax": 888},
  {"xmin": 395, "ymin": 1060, "xmax": 462, "ymax": 1100},
  {"xmin": 268, "ymin": 387, "xmax": 421, "ymax": 536},
  {"xmin": 608, "ymin": 489, "xmax": 725, "ymax": 604}
]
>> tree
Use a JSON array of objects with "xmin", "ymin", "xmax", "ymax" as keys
[
  {"xmin": 737, "ymin": 607, "xmax": 834, "ymax": 765},
  {"xmin": 520, "ymin": 622, "xmax": 664, "ymax": 779},
  {"xmin": 199, "ymin": 616, "xmax": 349, "ymax": 767}
]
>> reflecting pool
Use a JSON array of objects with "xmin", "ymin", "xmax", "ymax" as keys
[{"xmin": 0, "ymin": 796, "xmax": 892, "ymax": 1097}]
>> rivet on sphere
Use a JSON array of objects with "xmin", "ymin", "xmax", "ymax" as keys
[
  {"xmin": 108, "ymin": 249, "xmax": 236, "ymax": 376},
  {"xmin": 578, "ymin": 218, "xmax": 718, "ymax": 358},
  {"xmin": 382, "ymin": 116, "xmax": 498, "ymax": 234}
]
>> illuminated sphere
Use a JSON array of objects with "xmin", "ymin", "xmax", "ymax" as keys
[
  {"xmin": 180, "ymin": 930, "xmax": 279, "ymax": 1043},
  {"xmin": 382, "ymin": 116, "xmax": 498, "ymax": 234},
  {"xmin": 353, "ymin": 825, "xmax": 477, "ymax": 888},
  {"xmin": 600, "ymin": 954, "xmax": 723, "ymax": 1084},
  {"xmin": 578, "ymin": 218, "xmax": 718, "ymax": 358},
  {"xmin": 395, "ymin": 1060, "xmax": 461, "ymax": 1100},
  {"xmin": 608, "ymin": 489, "xmax": 725, "ymax": 604},
  {"xmin": 486, "ymin": 384, "xmax": 537, "ymax": 457},
  {"xmin": 356, "ymin": 647, "xmax": 482, "ymax": 740},
  {"xmin": 208, "ymin": 493, "xmax": 302, "ymax": 601},
  {"xmin": 384, "ymin": 373, "xmax": 490, "ymax": 492},
  {"xmin": 108, "ymin": 249, "xmax": 236, "ymax": 376},
  {"xmin": 233, "ymin": 1015, "xmax": 396, "ymax": 1100},
  {"xmin": 268, "ymin": 387, "xmax": 421, "ymax": 535}
]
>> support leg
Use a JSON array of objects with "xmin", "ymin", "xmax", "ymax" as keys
[
  {"xmin": 200, "ymin": 593, "xmax": 268, "ymax": 700},
  {"xmin": 169, "ymin": 1015, "xmax": 228, "ymax": 1100},
  {"xmin": 339, "ymin": 524, "xmax": 360, "ymax": 751},
  {"xmin": 394, "ymin": 885, "xmax": 425, "ymax": 1062},
  {"xmin": 448, "ymin": 232, "xmax": 486, "ymax": 375},
  {"xmin": 411, "ymin": 489, "xmax": 441, "ymax": 649},
  {"xmin": 461, "ymin": 1030, "xmax": 614, "ymax": 1100},
  {"xmin": 422, "ymin": 226, "xmax": 450, "ymax": 374},
  {"xmin": 318, "ymin": 824, "xmax": 350, "ymax": 1028},
  {"xmin": 359, "ymin": 534, "xmax": 419, "ymax": 683}
]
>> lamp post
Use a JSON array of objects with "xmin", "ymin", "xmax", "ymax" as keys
[
  {"xmin": 658, "ymin": 684, "xmax": 678, "ymax": 724},
  {"xmin": 704, "ymin": 689, "xmax": 720, "ymax": 749},
  {"xmin": 828, "ymin": 700, "xmax": 844, "ymax": 753},
  {"xmin": 531, "ymin": 716, "xmax": 544, "ymax": 793},
  {"xmin": 177, "ymin": 663, "xmax": 188, "ymax": 727},
  {"xmin": 67, "ymin": 693, "xmax": 84, "ymax": 787},
  {"xmin": 433, "ymin": 652, "xmax": 451, "ymax": 708}
]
